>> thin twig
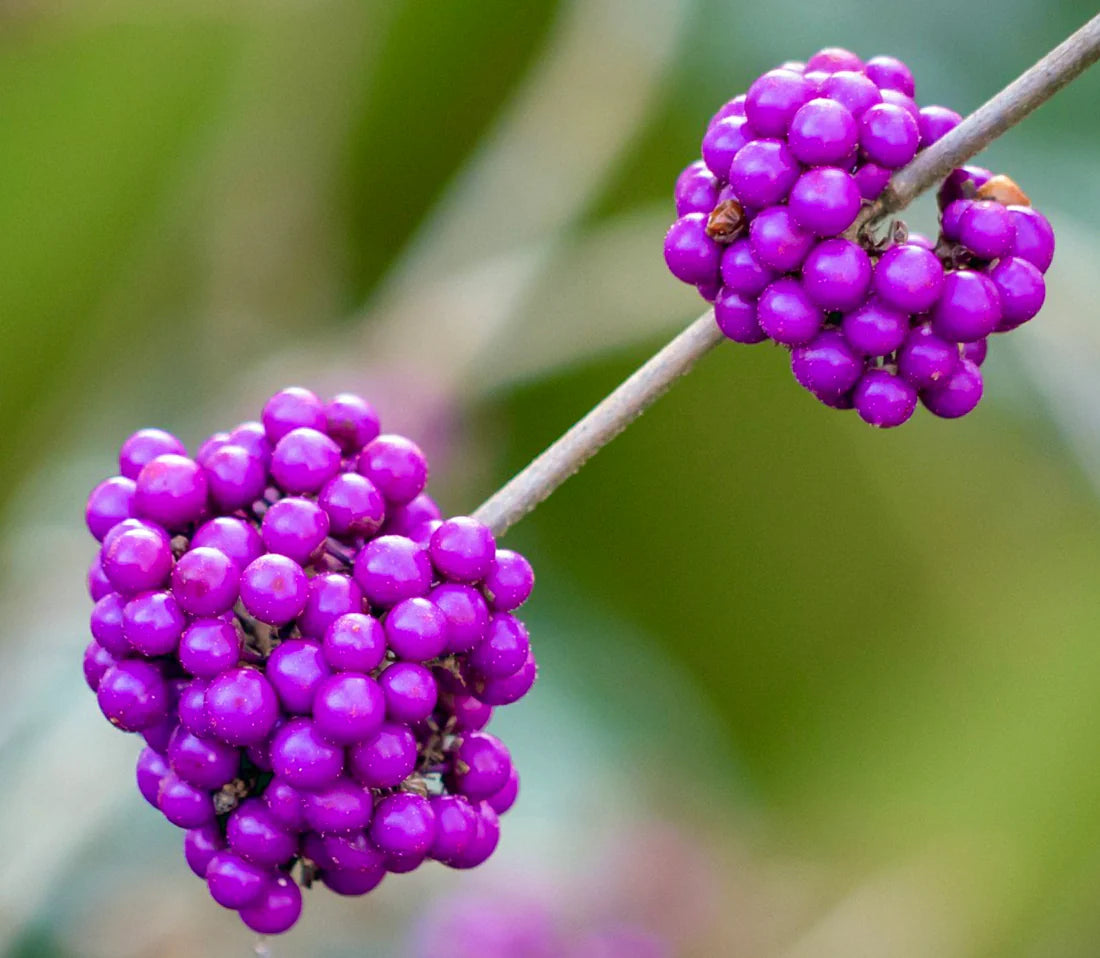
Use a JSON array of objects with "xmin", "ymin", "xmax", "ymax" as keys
[
  {"xmin": 473, "ymin": 17, "xmax": 1100, "ymax": 538},
  {"xmin": 473, "ymin": 312, "xmax": 721, "ymax": 534}
]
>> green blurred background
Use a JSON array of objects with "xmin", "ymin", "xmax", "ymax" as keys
[{"xmin": 3, "ymin": 1, "xmax": 1100, "ymax": 955}]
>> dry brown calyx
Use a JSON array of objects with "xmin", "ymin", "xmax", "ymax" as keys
[{"xmin": 976, "ymin": 173, "xmax": 1031, "ymax": 207}]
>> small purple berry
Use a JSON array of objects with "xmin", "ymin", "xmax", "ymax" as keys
[
  {"xmin": 921, "ymin": 359, "xmax": 984, "ymax": 418},
  {"xmin": 931, "ymin": 270, "xmax": 1002, "ymax": 343},
  {"xmin": 270, "ymin": 427, "xmax": 342, "ymax": 496},
  {"xmin": 853, "ymin": 368, "xmax": 918, "ymax": 428},
  {"xmin": 261, "ymin": 387, "xmax": 327, "ymax": 443},
  {"xmin": 349, "ymin": 722, "xmax": 418, "ymax": 788},
  {"xmin": 663, "ymin": 213, "xmax": 722, "ymax": 285},
  {"xmin": 324, "ymin": 393, "xmax": 381, "ymax": 454},
  {"xmin": 357, "ymin": 434, "xmax": 429, "ymax": 505},
  {"xmin": 757, "ymin": 278, "xmax": 824, "ymax": 346}
]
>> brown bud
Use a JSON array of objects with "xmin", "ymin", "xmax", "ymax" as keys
[
  {"xmin": 976, "ymin": 174, "xmax": 1031, "ymax": 207},
  {"xmin": 706, "ymin": 198, "xmax": 747, "ymax": 243}
]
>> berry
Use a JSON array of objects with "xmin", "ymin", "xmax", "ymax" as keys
[
  {"xmin": 801, "ymin": 239, "xmax": 872, "ymax": 311},
  {"xmin": 357, "ymin": 435, "xmax": 429, "ymax": 505},
  {"xmin": 379, "ymin": 662, "xmax": 438, "ymax": 724},
  {"xmin": 749, "ymin": 206, "xmax": 814, "ymax": 272},
  {"xmin": 700, "ymin": 116, "xmax": 754, "ymax": 181},
  {"xmin": 261, "ymin": 387, "xmax": 327, "ymax": 443},
  {"xmin": 171, "ymin": 547, "xmax": 240, "ymax": 616},
  {"xmin": 301, "ymin": 778, "xmax": 373, "ymax": 834},
  {"xmin": 83, "ymin": 641, "xmax": 116, "ymax": 691},
  {"xmin": 853, "ymin": 369, "xmax": 918, "ymax": 428},
  {"xmin": 206, "ymin": 851, "xmax": 269, "ymax": 909},
  {"xmin": 921, "ymin": 359, "xmax": 984, "ymax": 418},
  {"xmin": 240, "ymin": 554, "xmax": 310, "ymax": 625},
  {"xmin": 190, "ymin": 516, "xmax": 263, "ymax": 569},
  {"xmin": 270, "ymin": 428, "xmax": 342, "ymax": 495},
  {"xmin": 452, "ymin": 733, "xmax": 512, "ymax": 801},
  {"xmin": 323, "ymin": 612, "xmax": 387, "ymax": 673},
  {"xmin": 931, "ymin": 270, "xmax": 1002, "ymax": 343},
  {"xmin": 788, "ymin": 168, "xmax": 861, "ymax": 236},
  {"xmin": 841, "ymin": 299, "xmax": 909, "ymax": 357},
  {"xmin": 859, "ymin": 103, "xmax": 919, "ymax": 169},
  {"xmin": 432, "ymin": 584, "xmax": 490, "ymax": 652},
  {"xmin": 184, "ymin": 823, "xmax": 226, "ymax": 878},
  {"xmin": 446, "ymin": 803, "xmax": 500, "ymax": 869},
  {"xmin": 123, "ymin": 590, "xmax": 186, "ymax": 657},
  {"xmin": 719, "ymin": 238, "xmax": 775, "ymax": 297},
  {"xmin": 674, "ymin": 160, "xmax": 720, "ymax": 216},
  {"xmin": 298, "ymin": 573, "xmax": 364, "ymax": 639},
  {"xmin": 158, "ymin": 771, "xmax": 216, "ymax": 828},
  {"xmin": 353, "ymin": 535, "xmax": 432, "ymax": 607},
  {"xmin": 203, "ymin": 444, "xmax": 266, "ymax": 512},
  {"xmin": 167, "ymin": 728, "xmax": 241, "ymax": 790},
  {"xmin": 989, "ymin": 256, "xmax": 1045, "ymax": 330},
  {"xmin": 873, "ymin": 244, "xmax": 944, "ymax": 313},
  {"xmin": 136, "ymin": 747, "xmax": 169, "ymax": 807},
  {"xmin": 468, "ymin": 614, "xmax": 531, "ymax": 680},
  {"xmin": 918, "ymin": 105, "xmax": 961, "ymax": 146},
  {"xmin": 324, "ymin": 393, "xmax": 380, "ymax": 454},
  {"xmin": 319, "ymin": 473, "xmax": 386, "ymax": 539},
  {"xmin": 744, "ymin": 69, "xmax": 812, "ymax": 136},
  {"xmin": 227, "ymin": 799, "xmax": 298, "ymax": 867},
  {"xmin": 86, "ymin": 476, "xmax": 136, "ymax": 541},
  {"xmin": 821, "ymin": 70, "xmax": 881, "ymax": 117},
  {"xmin": 370, "ymin": 793, "xmax": 437, "ymax": 857},
  {"xmin": 487, "ymin": 765, "xmax": 520, "ymax": 815},
  {"xmin": 806, "ymin": 47, "xmax": 863, "ymax": 73},
  {"xmin": 134, "ymin": 454, "xmax": 208, "ymax": 531},
  {"xmin": 663, "ymin": 213, "xmax": 721, "ymax": 285},
  {"xmin": 266, "ymin": 639, "xmax": 332, "ymax": 714},
  {"xmin": 787, "ymin": 98, "xmax": 857, "ymax": 166},
  {"xmin": 312, "ymin": 673, "xmax": 386, "ymax": 744},
  {"xmin": 429, "ymin": 795, "xmax": 479, "ymax": 864},
  {"xmin": 102, "ymin": 525, "xmax": 173, "ymax": 595},
  {"xmin": 97, "ymin": 659, "xmax": 170, "ymax": 731},
  {"xmin": 957, "ymin": 200, "xmax": 1016, "ymax": 259},
  {"xmin": 270, "ymin": 718, "xmax": 345, "ymax": 790},
  {"xmin": 1007, "ymin": 206, "xmax": 1054, "ymax": 272},
  {"xmin": 179, "ymin": 619, "xmax": 240, "ymax": 677},
  {"xmin": 385, "ymin": 597, "xmax": 449, "ymax": 661},
  {"xmin": 790, "ymin": 330, "xmax": 864, "ymax": 400},
  {"xmin": 429, "ymin": 517, "xmax": 496, "ymax": 583},
  {"xmin": 261, "ymin": 497, "xmax": 329, "ymax": 565},
  {"xmin": 865, "ymin": 55, "xmax": 915, "ymax": 96},
  {"xmin": 263, "ymin": 779, "xmax": 307, "ymax": 833},
  {"xmin": 119, "ymin": 429, "xmax": 187, "ymax": 480},
  {"xmin": 757, "ymin": 278, "xmax": 824, "ymax": 346},
  {"xmin": 239, "ymin": 876, "xmax": 303, "ymax": 934},
  {"xmin": 349, "ymin": 722, "xmax": 418, "ymax": 788},
  {"xmin": 728, "ymin": 139, "xmax": 799, "ymax": 208},
  {"xmin": 205, "ymin": 668, "xmax": 280, "ymax": 746},
  {"xmin": 713, "ymin": 290, "xmax": 763, "ymax": 344}
]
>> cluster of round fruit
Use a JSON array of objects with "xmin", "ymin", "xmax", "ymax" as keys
[
  {"xmin": 82, "ymin": 387, "xmax": 535, "ymax": 934},
  {"xmin": 664, "ymin": 47, "xmax": 1055, "ymax": 427}
]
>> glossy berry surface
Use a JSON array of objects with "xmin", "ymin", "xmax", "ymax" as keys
[
  {"xmin": 83, "ymin": 388, "xmax": 537, "ymax": 935},
  {"xmin": 663, "ymin": 48, "xmax": 1055, "ymax": 426}
]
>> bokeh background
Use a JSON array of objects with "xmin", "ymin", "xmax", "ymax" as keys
[{"xmin": 3, "ymin": 1, "xmax": 1100, "ymax": 955}]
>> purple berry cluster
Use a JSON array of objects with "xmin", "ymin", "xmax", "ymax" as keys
[
  {"xmin": 665, "ymin": 47, "xmax": 1055, "ymax": 427},
  {"xmin": 82, "ymin": 387, "xmax": 535, "ymax": 935}
]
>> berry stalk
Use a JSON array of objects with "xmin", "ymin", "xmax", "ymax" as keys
[
  {"xmin": 858, "ymin": 12, "xmax": 1100, "ymax": 232},
  {"xmin": 474, "ymin": 22, "xmax": 1099, "ymax": 538}
]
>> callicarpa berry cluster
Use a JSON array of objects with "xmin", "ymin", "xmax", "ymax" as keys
[
  {"xmin": 665, "ymin": 47, "xmax": 1055, "ymax": 427},
  {"xmin": 82, "ymin": 387, "xmax": 535, "ymax": 935}
]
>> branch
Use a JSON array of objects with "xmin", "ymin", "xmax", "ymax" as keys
[{"xmin": 473, "ymin": 16, "xmax": 1100, "ymax": 538}]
